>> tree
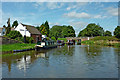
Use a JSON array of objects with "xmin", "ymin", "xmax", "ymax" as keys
[
  {"xmin": 7, "ymin": 31, "xmax": 22, "ymax": 39},
  {"xmin": 49, "ymin": 25, "xmax": 76, "ymax": 38},
  {"xmin": 114, "ymin": 26, "xmax": 120, "ymax": 38},
  {"xmin": 36, "ymin": 21, "xmax": 50, "ymax": 36},
  {"xmin": 78, "ymin": 23, "xmax": 104, "ymax": 37},
  {"xmin": 44, "ymin": 21, "xmax": 49, "ymax": 36},
  {"xmin": 104, "ymin": 30, "xmax": 112, "ymax": 36},
  {"xmin": 6, "ymin": 18, "xmax": 11, "ymax": 35},
  {"xmin": 3, "ymin": 25, "xmax": 6, "ymax": 28},
  {"xmin": 12, "ymin": 20, "xmax": 18, "ymax": 28},
  {"xmin": 39, "ymin": 24, "xmax": 47, "ymax": 35}
]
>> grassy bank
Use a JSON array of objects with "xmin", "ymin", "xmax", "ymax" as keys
[
  {"xmin": 57, "ymin": 38, "xmax": 67, "ymax": 42},
  {"xmin": 2, "ymin": 43, "xmax": 36, "ymax": 52},
  {"xmin": 82, "ymin": 36, "xmax": 120, "ymax": 47}
]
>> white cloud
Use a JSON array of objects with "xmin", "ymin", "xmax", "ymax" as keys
[
  {"xmin": 34, "ymin": 2, "xmax": 64, "ymax": 9},
  {"xmin": 69, "ymin": 21, "xmax": 88, "ymax": 36},
  {"xmin": 64, "ymin": 12, "xmax": 91, "ymax": 19},
  {"xmin": 49, "ymin": 22, "xmax": 60, "ymax": 28},
  {"xmin": 94, "ymin": 15, "xmax": 107, "ymax": 19},
  {"xmin": 64, "ymin": 11, "xmax": 107, "ymax": 19},
  {"xmin": 66, "ymin": 2, "xmax": 87, "ymax": 11},
  {"xmin": 105, "ymin": 7, "xmax": 118, "ymax": 16}
]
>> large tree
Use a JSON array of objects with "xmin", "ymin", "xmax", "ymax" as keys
[
  {"xmin": 6, "ymin": 18, "xmax": 11, "ymax": 35},
  {"xmin": 104, "ymin": 30, "xmax": 112, "ymax": 36},
  {"xmin": 49, "ymin": 25, "xmax": 76, "ymax": 39},
  {"xmin": 114, "ymin": 26, "xmax": 120, "ymax": 38},
  {"xmin": 39, "ymin": 24, "xmax": 47, "ymax": 35},
  {"xmin": 78, "ymin": 23, "xmax": 104, "ymax": 37},
  {"xmin": 36, "ymin": 21, "xmax": 50, "ymax": 36},
  {"xmin": 12, "ymin": 20, "xmax": 18, "ymax": 28},
  {"xmin": 44, "ymin": 21, "xmax": 49, "ymax": 36}
]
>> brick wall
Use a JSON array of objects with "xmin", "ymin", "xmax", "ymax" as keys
[{"xmin": 31, "ymin": 34, "xmax": 42, "ymax": 43}]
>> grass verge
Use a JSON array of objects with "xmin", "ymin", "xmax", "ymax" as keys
[
  {"xmin": 2, "ymin": 43, "xmax": 36, "ymax": 52},
  {"xmin": 82, "ymin": 36, "xmax": 120, "ymax": 47}
]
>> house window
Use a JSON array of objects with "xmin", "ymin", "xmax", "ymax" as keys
[{"xmin": 20, "ymin": 29, "xmax": 24, "ymax": 31}]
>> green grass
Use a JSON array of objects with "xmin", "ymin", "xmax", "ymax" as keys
[
  {"xmin": 90, "ymin": 36, "xmax": 119, "ymax": 41},
  {"xmin": 2, "ymin": 43, "xmax": 36, "ymax": 52},
  {"xmin": 82, "ymin": 36, "xmax": 120, "ymax": 47},
  {"xmin": 57, "ymin": 38, "xmax": 67, "ymax": 42}
]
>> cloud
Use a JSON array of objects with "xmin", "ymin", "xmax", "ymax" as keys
[
  {"xmin": 69, "ymin": 21, "xmax": 88, "ymax": 36},
  {"xmin": 64, "ymin": 12, "xmax": 91, "ymax": 19},
  {"xmin": 49, "ymin": 22, "xmax": 60, "ymax": 28},
  {"xmin": 94, "ymin": 15, "xmax": 107, "ymax": 19},
  {"xmin": 34, "ymin": 2, "xmax": 64, "ymax": 9},
  {"xmin": 64, "ymin": 11, "xmax": 107, "ymax": 19},
  {"xmin": 105, "ymin": 7, "xmax": 118, "ymax": 16},
  {"xmin": 66, "ymin": 2, "xmax": 87, "ymax": 11}
]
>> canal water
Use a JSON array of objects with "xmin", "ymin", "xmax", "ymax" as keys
[{"xmin": 2, "ymin": 45, "xmax": 120, "ymax": 78}]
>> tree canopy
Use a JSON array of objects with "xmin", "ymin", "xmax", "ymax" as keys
[
  {"xmin": 114, "ymin": 26, "xmax": 120, "ymax": 38},
  {"xmin": 36, "ymin": 21, "xmax": 50, "ymax": 37},
  {"xmin": 6, "ymin": 18, "xmax": 11, "ymax": 35},
  {"xmin": 12, "ymin": 20, "xmax": 18, "ymax": 28},
  {"xmin": 78, "ymin": 23, "xmax": 104, "ymax": 37},
  {"xmin": 104, "ymin": 30, "xmax": 112, "ymax": 36},
  {"xmin": 49, "ymin": 25, "xmax": 76, "ymax": 39}
]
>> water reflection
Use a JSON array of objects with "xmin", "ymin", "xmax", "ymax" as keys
[
  {"xmin": 2, "ymin": 45, "xmax": 119, "ymax": 78},
  {"xmin": 53, "ymin": 45, "xmax": 75, "ymax": 56},
  {"xmin": 85, "ymin": 45, "xmax": 102, "ymax": 57},
  {"xmin": 2, "ymin": 50, "xmax": 50, "ymax": 73}
]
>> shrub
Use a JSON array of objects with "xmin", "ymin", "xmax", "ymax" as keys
[
  {"xmin": 15, "ymin": 37, "xmax": 24, "ymax": 42},
  {"xmin": 26, "ymin": 37, "xmax": 34, "ymax": 43},
  {"xmin": 7, "ymin": 31, "xmax": 22, "ymax": 39},
  {"xmin": 51, "ymin": 37, "xmax": 56, "ymax": 41},
  {"xmin": 46, "ymin": 37, "xmax": 50, "ymax": 40}
]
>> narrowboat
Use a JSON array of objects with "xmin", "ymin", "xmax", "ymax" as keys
[
  {"xmin": 35, "ymin": 38, "xmax": 57, "ymax": 51},
  {"xmin": 77, "ymin": 39, "xmax": 81, "ymax": 45},
  {"xmin": 66, "ymin": 39, "xmax": 75, "ymax": 45},
  {"xmin": 57, "ymin": 40, "xmax": 65, "ymax": 46}
]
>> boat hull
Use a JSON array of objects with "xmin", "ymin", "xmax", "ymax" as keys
[{"xmin": 35, "ymin": 45, "xmax": 57, "ymax": 51}]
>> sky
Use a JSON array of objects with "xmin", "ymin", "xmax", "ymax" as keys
[{"xmin": 1, "ymin": 2, "xmax": 118, "ymax": 36}]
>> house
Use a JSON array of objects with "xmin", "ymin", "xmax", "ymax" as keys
[
  {"xmin": 15, "ymin": 23, "xmax": 42, "ymax": 43},
  {"xmin": 0, "ymin": 27, "xmax": 6, "ymax": 36}
]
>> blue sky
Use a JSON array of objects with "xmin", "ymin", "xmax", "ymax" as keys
[{"xmin": 1, "ymin": 2, "xmax": 118, "ymax": 36}]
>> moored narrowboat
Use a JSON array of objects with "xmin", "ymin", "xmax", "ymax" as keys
[
  {"xmin": 77, "ymin": 39, "xmax": 81, "ymax": 45},
  {"xmin": 66, "ymin": 39, "xmax": 75, "ymax": 45},
  {"xmin": 57, "ymin": 40, "xmax": 65, "ymax": 46},
  {"xmin": 35, "ymin": 38, "xmax": 57, "ymax": 51}
]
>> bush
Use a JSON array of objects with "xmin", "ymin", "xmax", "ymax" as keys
[
  {"xmin": 26, "ymin": 37, "xmax": 34, "ymax": 43},
  {"xmin": 46, "ymin": 37, "xmax": 50, "ymax": 40},
  {"xmin": 15, "ymin": 37, "xmax": 34, "ymax": 43},
  {"xmin": 7, "ymin": 31, "xmax": 22, "ymax": 39},
  {"xmin": 57, "ymin": 38, "xmax": 67, "ymax": 42},
  {"xmin": 15, "ymin": 37, "xmax": 24, "ymax": 42},
  {"xmin": 51, "ymin": 37, "xmax": 56, "ymax": 41}
]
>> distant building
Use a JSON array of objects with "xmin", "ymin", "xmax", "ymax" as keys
[
  {"xmin": 0, "ymin": 27, "xmax": 6, "ymax": 36},
  {"xmin": 15, "ymin": 23, "xmax": 42, "ymax": 43}
]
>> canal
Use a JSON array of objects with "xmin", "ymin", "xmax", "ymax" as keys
[{"xmin": 2, "ymin": 45, "xmax": 120, "ymax": 78}]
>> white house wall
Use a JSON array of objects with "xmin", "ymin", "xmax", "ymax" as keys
[{"xmin": 15, "ymin": 24, "xmax": 31, "ymax": 37}]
